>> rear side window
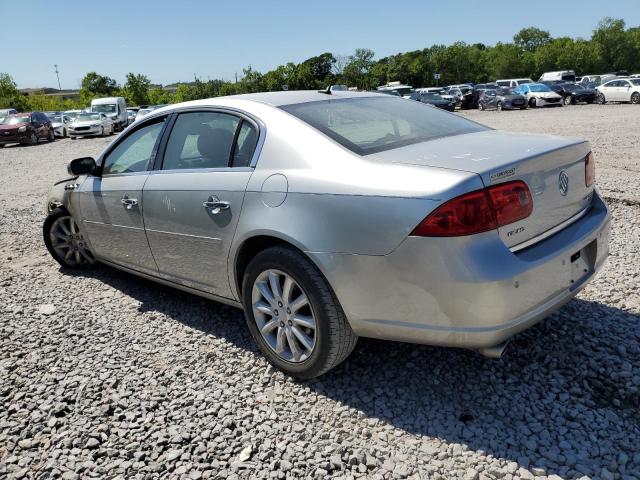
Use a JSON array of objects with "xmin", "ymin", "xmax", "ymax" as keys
[
  {"xmin": 232, "ymin": 121, "xmax": 258, "ymax": 167},
  {"xmin": 280, "ymin": 96, "xmax": 486, "ymax": 155},
  {"xmin": 162, "ymin": 112, "xmax": 240, "ymax": 170}
]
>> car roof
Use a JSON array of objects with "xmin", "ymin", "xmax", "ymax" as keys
[{"xmin": 224, "ymin": 90, "xmax": 380, "ymax": 106}]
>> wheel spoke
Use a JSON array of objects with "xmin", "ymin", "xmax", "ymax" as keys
[
  {"xmin": 58, "ymin": 222, "xmax": 71, "ymax": 236},
  {"xmin": 289, "ymin": 293, "xmax": 309, "ymax": 314},
  {"xmin": 69, "ymin": 219, "xmax": 77, "ymax": 234},
  {"xmin": 64, "ymin": 249, "xmax": 73, "ymax": 261},
  {"xmin": 282, "ymin": 275, "xmax": 294, "ymax": 304},
  {"xmin": 257, "ymin": 281, "xmax": 275, "ymax": 306},
  {"xmin": 260, "ymin": 319, "xmax": 279, "ymax": 335},
  {"xmin": 74, "ymin": 251, "xmax": 81, "ymax": 264},
  {"xmin": 79, "ymin": 249, "xmax": 94, "ymax": 263},
  {"xmin": 292, "ymin": 314, "xmax": 315, "ymax": 330},
  {"xmin": 54, "ymin": 232, "xmax": 68, "ymax": 242},
  {"xmin": 268, "ymin": 271, "xmax": 282, "ymax": 299},
  {"xmin": 255, "ymin": 301, "xmax": 274, "ymax": 316},
  {"xmin": 285, "ymin": 328, "xmax": 301, "ymax": 361},
  {"xmin": 292, "ymin": 326, "xmax": 313, "ymax": 352},
  {"xmin": 275, "ymin": 327, "xmax": 287, "ymax": 353}
]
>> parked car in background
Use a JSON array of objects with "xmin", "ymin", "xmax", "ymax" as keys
[
  {"xmin": 409, "ymin": 91, "xmax": 456, "ymax": 111},
  {"xmin": 46, "ymin": 112, "xmax": 73, "ymax": 137},
  {"xmin": 63, "ymin": 110, "xmax": 83, "ymax": 122},
  {"xmin": 126, "ymin": 108, "xmax": 138, "ymax": 126},
  {"xmin": 0, "ymin": 108, "xmax": 18, "ymax": 120},
  {"xmin": 134, "ymin": 107, "xmax": 156, "ymax": 122},
  {"xmin": 541, "ymin": 82, "xmax": 597, "ymax": 105},
  {"xmin": 495, "ymin": 78, "xmax": 534, "ymax": 88},
  {"xmin": 446, "ymin": 85, "xmax": 474, "ymax": 109},
  {"xmin": 478, "ymin": 87, "xmax": 527, "ymax": 111},
  {"xmin": 329, "ymin": 85, "xmax": 348, "ymax": 92},
  {"xmin": 416, "ymin": 88, "xmax": 456, "ymax": 104},
  {"xmin": 471, "ymin": 83, "xmax": 499, "ymax": 108},
  {"xmin": 43, "ymin": 91, "xmax": 610, "ymax": 377},
  {"xmin": 596, "ymin": 78, "xmax": 640, "ymax": 104},
  {"xmin": 514, "ymin": 83, "xmax": 563, "ymax": 107},
  {"xmin": 91, "ymin": 97, "xmax": 127, "ymax": 131},
  {"xmin": 0, "ymin": 112, "xmax": 54, "ymax": 147},
  {"xmin": 68, "ymin": 112, "xmax": 115, "ymax": 139},
  {"xmin": 377, "ymin": 82, "xmax": 414, "ymax": 98},
  {"xmin": 538, "ymin": 70, "xmax": 576, "ymax": 83}
]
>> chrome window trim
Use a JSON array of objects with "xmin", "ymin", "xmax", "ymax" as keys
[{"xmin": 510, "ymin": 205, "xmax": 591, "ymax": 253}]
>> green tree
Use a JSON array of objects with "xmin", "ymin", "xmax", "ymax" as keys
[
  {"xmin": 514, "ymin": 27, "xmax": 552, "ymax": 52},
  {"xmin": 592, "ymin": 17, "xmax": 634, "ymax": 71},
  {"xmin": 342, "ymin": 48, "xmax": 375, "ymax": 90},
  {"xmin": 79, "ymin": 72, "xmax": 118, "ymax": 103},
  {"xmin": 0, "ymin": 73, "xmax": 29, "ymax": 110},
  {"xmin": 148, "ymin": 88, "xmax": 174, "ymax": 105},
  {"xmin": 122, "ymin": 73, "xmax": 151, "ymax": 106}
]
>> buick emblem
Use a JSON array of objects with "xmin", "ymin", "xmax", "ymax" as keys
[{"xmin": 558, "ymin": 170, "xmax": 569, "ymax": 196}]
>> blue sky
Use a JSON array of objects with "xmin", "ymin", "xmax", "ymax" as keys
[{"xmin": 1, "ymin": 0, "xmax": 638, "ymax": 89}]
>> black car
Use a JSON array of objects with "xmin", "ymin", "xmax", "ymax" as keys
[
  {"xmin": 408, "ymin": 92, "xmax": 456, "ymax": 111},
  {"xmin": 541, "ymin": 82, "xmax": 597, "ymax": 105}
]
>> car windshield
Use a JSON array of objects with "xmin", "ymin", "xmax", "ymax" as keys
[
  {"xmin": 92, "ymin": 104, "xmax": 116, "ymax": 113},
  {"xmin": 497, "ymin": 87, "xmax": 516, "ymax": 95},
  {"xmin": 422, "ymin": 93, "xmax": 442, "ymax": 100},
  {"xmin": 564, "ymin": 84, "xmax": 583, "ymax": 91},
  {"xmin": 77, "ymin": 113, "xmax": 101, "ymax": 121},
  {"xmin": 280, "ymin": 96, "xmax": 486, "ymax": 155},
  {"xmin": 528, "ymin": 84, "xmax": 552, "ymax": 93},
  {"xmin": 48, "ymin": 114, "xmax": 63, "ymax": 122},
  {"xmin": 1, "ymin": 115, "xmax": 30, "ymax": 125}
]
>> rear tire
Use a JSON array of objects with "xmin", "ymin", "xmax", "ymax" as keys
[
  {"xmin": 242, "ymin": 246, "xmax": 357, "ymax": 378},
  {"xmin": 478, "ymin": 103, "xmax": 485, "ymax": 111},
  {"xmin": 497, "ymin": 101, "xmax": 503, "ymax": 111}
]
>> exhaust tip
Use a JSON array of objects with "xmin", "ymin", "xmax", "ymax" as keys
[{"xmin": 477, "ymin": 341, "xmax": 510, "ymax": 359}]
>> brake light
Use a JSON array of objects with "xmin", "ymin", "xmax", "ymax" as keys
[
  {"xmin": 585, "ymin": 152, "xmax": 595, "ymax": 187},
  {"xmin": 411, "ymin": 180, "xmax": 533, "ymax": 237}
]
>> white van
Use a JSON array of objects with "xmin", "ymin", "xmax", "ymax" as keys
[
  {"xmin": 495, "ymin": 78, "xmax": 534, "ymax": 88},
  {"xmin": 90, "ymin": 97, "xmax": 127, "ymax": 132},
  {"xmin": 538, "ymin": 71, "xmax": 576, "ymax": 82}
]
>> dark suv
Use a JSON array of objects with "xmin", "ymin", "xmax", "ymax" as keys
[{"xmin": 0, "ymin": 112, "xmax": 55, "ymax": 147}]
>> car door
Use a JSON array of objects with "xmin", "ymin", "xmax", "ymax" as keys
[
  {"xmin": 79, "ymin": 115, "xmax": 167, "ymax": 273},
  {"xmin": 603, "ymin": 80, "xmax": 621, "ymax": 101},
  {"xmin": 142, "ymin": 109, "xmax": 260, "ymax": 298},
  {"xmin": 31, "ymin": 113, "xmax": 44, "ymax": 138}
]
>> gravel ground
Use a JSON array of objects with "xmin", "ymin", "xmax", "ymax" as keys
[{"xmin": 1, "ymin": 105, "xmax": 639, "ymax": 480}]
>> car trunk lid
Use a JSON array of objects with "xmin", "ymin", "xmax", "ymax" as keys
[{"xmin": 371, "ymin": 130, "xmax": 594, "ymax": 248}]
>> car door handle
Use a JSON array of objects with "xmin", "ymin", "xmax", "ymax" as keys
[
  {"xmin": 203, "ymin": 197, "xmax": 230, "ymax": 214},
  {"xmin": 121, "ymin": 196, "xmax": 138, "ymax": 209}
]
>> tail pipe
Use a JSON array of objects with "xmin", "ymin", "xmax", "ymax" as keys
[{"xmin": 477, "ymin": 341, "xmax": 510, "ymax": 359}]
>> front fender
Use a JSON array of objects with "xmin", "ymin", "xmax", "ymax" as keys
[{"xmin": 45, "ymin": 176, "xmax": 80, "ymax": 214}]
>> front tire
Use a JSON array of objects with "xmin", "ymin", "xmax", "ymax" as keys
[
  {"xmin": 43, "ymin": 209, "xmax": 96, "ymax": 269},
  {"xmin": 529, "ymin": 98, "xmax": 537, "ymax": 108},
  {"xmin": 100, "ymin": 126, "xmax": 105, "ymax": 137},
  {"xmin": 47, "ymin": 128, "xmax": 55, "ymax": 142},
  {"xmin": 631, "ymin": 92, "xmax": 640, "ymax": 104},
  {"xmin": 597, "ymin": 93, "xmax": 606, "ymax": 105},
  {"xmin": 497, "ymin": 101, "xmax": 503, "ymax": 111},
  {"xmin": 478, "ymin": 103, "xmax": 485, "ymax": 111},
  {"xmin": 563, "ymin": 95, "xmax": 573, "ymax": 106},
  {"xmin": 242, "ymin": 246, "xmax": 357, "ymax": 378}
]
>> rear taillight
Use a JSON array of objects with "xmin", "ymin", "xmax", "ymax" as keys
[
  {"xmin": 411, "ymin": 180, "xmax": 533, "ymax": 237},
  {"xmin": 585, "ymin": 152, "xmax": 595, "ymax": 187}
]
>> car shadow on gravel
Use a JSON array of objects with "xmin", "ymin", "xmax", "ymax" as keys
[{"xmin": 68, "ymin": 264, "xmax": 639, "ymax": 479}]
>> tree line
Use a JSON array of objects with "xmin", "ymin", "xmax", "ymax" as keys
[{"xmin": 1, "ymin": 17, "xmax": 638, "ymax": 111}]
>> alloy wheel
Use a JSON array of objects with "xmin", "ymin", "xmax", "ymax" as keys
[
  {"xmin": 632, "ymin": 93, "xmax": 640, "ymax": 104},
  {"xmin": 251, "ymin": 269, "xmax": 317, "ymax": 363},
  {"xmin": 49, "ymin": 216, "xmax": 95, "ymax": 267}
]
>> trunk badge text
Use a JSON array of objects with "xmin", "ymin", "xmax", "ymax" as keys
[{"xmin": 558, "ymin": 170, "xmax": 569, "ymax": 196}]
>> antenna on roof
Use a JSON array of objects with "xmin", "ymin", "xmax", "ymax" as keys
[{"xmin": 318, "ymin": 85, "xmax": 332, "ymax": 95}]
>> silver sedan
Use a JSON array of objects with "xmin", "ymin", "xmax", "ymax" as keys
[{"xmin": 44, "ymin": 91, "xmax": 610, "ymax": 378}]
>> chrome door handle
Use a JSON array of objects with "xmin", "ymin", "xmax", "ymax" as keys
[
  {"xmin": 121, "ymin": 196, "xmax": 138, "ymax": 209},
  {"xmin": 203, "ymin": 196, "xmax": 230, "ymax": 214}
]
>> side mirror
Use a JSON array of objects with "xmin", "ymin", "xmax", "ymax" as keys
[{"xmin": 68, "ymin": 157, "xmax": 97, "ymax": 176}]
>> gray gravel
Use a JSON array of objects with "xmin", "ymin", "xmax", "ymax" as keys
[{"xmin": 1, "ymin": 105, "xmax": 639, "ymax": 480}]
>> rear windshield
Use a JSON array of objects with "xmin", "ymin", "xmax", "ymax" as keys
[{"xmin": 280, "ymin": 96, "xmax": 486, "ymax": 155}]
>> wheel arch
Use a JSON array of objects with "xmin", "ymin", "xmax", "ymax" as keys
[{"xmin": 231, "ymin": 233, "xmax": 324, "ymax": 300}]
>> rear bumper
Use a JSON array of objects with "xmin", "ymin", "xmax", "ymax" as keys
[{"xmin": 310, "ymin": 192, "xmax": 610, "ymax": 349}]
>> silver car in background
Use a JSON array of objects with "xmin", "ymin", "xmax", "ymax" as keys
[
  {"xmin": 68, "ymin": 112, "xmax": 115, "ymax": 139},
  {"xmin": 44, "ymin": 91, "xmax": 610, "ymax": 378}
]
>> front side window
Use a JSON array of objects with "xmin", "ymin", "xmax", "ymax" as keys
[
  {"xmin": 102, "ymin": 119, "xmax": 165, "ymax": 175},
  {"xmin": 162, "ymin": 111, "xmax": 240, "ymax": 170},
  {"xmin": 281, "ymin": 96, "xmax": 486, "ymax": 155}
]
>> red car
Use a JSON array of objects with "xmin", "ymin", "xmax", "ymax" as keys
[{"xmin": 0, "ymin": 112, "xmax": 55, "ymax": 147}]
